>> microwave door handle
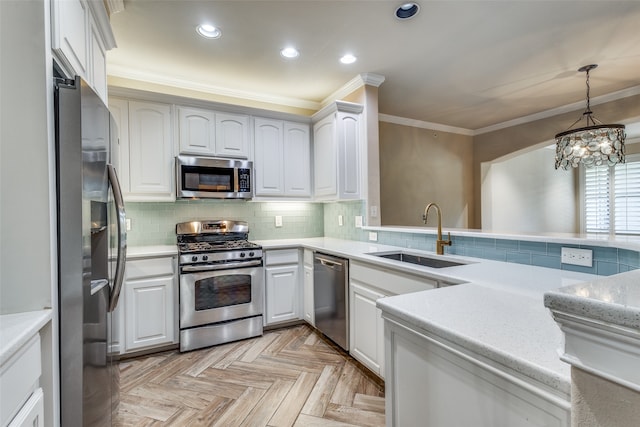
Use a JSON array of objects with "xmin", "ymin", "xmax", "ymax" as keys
[{"xmin": 107, "ymin": 164, "xmax": 127, "ymax": 313}]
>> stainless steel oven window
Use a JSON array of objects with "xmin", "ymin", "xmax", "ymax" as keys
[
  {"xmin": 180, "ymin": 266, "xmax": 263, "ymax": 329},
  {"xmin": 194, "ymin": 275, "xmax": 252, "ymax": 310}
]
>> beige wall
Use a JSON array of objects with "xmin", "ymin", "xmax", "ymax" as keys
[
  {"xmin": 572, "ymin": 367, "xmax": 640, "ymax": 427},
  {"xmin": 379, "ymin": 122, "xmax": 474, "ymax": 227},
  {"xmin": 473, "ymin": 93, "xmax": 640, "ymax": 228}
]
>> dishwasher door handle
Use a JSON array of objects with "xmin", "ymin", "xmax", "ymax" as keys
[{"xmin": 316, "ymin": 256, "xmax": 344, "ymax": 270}]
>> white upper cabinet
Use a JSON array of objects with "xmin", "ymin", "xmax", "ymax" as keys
[
  {"xmin": 254, "ymin": 117, "xmax": 311, "ymax": 198},
  {"xmin": 110, "ymin": 98, "xmax": 175, "ymax": 201},
  {"xmin": 51, "ymin": 0, "xmax": 115, "ymax": 103},
  {"xmin": 312, "ymin": 101, "xmax": 363, "ymax": 201},
  {"xmin": 176, "ymin": 108, "xmax": 249, "ymax": 158},
  {"xmin": 254, "ymin": 118, "xmax": 284, "ymax": 196},
  {"xmin": 177, "ymin": 106, "xmax": 216, "ymax": 155},
  {"xmin": 128, "ymin": 101, "xmax": 174, "ymax": 199},
  {"xmin": 215, "ymin": 112, "xmax": 250, "ymax": 158}
]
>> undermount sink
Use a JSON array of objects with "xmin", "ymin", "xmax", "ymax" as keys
[{"xmin": 369, "ymin": 252, "xmax": 466, "ymax": 269}]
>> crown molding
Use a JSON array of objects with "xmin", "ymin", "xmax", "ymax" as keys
[
  {"xmin": 105, "ymin": 0, "xmax": 125, "ymax": 15},
  {"xmin": 321, "ymin": 73, "xmax": 385, "ymax": 108},
  {"xmin": 378, "ymin": 114, "xmax": 474, "ymax": 136},
  {"xmin": 474, "ymin": 85, "xmax": 640, "ymax": 135},
  {"xmin": 107, "ymin": 65, "xmax": 321, "ymax": 111}
]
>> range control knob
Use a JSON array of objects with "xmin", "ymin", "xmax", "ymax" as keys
[
  {"xmin": 249, "ymin": 251, "xmax": 255, "ymax": 257},
  {"xmin": 202, "ymin": 255, "xmax": 208, "ymax": 261},
  {"xmin": 191, "ymin": 256, "xmax": 198, "ymax": 262},
  {"xmin": 240, "ymin": 252, "xmax": 246, "ymax": 258}
]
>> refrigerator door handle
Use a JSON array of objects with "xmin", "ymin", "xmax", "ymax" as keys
[{"xmin": 107, "ymin": 163, "xmax": 127, "ymax": 312}]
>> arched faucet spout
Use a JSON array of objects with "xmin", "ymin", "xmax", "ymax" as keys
[{"xmin": 422, "ymin": 203, "xmax": 452, "ymax": 255}]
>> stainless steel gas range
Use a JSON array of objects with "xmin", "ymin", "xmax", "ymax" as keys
[{"xmin": 177, "ymin": 220, "xmax": 263, "ymax": 352}]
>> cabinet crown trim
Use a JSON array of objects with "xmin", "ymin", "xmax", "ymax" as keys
[{"xmin": 312, "ymin": 101, "xmax": 364, "ymax": 122}]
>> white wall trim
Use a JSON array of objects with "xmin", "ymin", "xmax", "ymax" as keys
[
  {"xmin": 474, "ymin": 85, "xmax": 640, "ymax": 135},
  {"xmin": 378, "ymin": 114, "xmax": 475, "ymax": 136},
  {"xmin": 107, "ymin": 64, "xmax": 322, "ymax": 111},
  {"xmin": 320, "ymin": 73, "xmax": 385, "ymax": 108}
]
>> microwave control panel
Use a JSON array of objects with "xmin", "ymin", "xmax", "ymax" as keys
[{"xmin": 238, "ymin": 168, "xmax": 251, "ymax": 192}]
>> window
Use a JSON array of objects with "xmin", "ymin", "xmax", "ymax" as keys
[{"xmin": 584, "ymin": 154, "xmax": 640, "ymax": 235}]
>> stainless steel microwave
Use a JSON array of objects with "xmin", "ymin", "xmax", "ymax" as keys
[{"xmin": 176, "ymin": 156, "xmax": 253, "ymax": 199}]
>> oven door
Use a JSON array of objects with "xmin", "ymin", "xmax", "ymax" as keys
[{"xmin": 180, "ymin": 265, "xmax": 263, "ymax": 329}]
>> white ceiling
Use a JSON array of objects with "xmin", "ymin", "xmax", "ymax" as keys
[{"xmin": 107, "ymin": 0, "xmax": 640, "ymax": 131}]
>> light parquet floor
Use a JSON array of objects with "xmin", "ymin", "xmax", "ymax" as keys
[{"xmin": 116, "ymin": 324, "xmax": 385, "ymax": 427}]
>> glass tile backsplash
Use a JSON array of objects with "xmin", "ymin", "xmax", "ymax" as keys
[
  {"xmin": 126, "ymin": 199, "xmax": 639, "ymax": 276},
  {"xmin": 125, "ymin": 200, "xmax": 324, "ymax": 245}
]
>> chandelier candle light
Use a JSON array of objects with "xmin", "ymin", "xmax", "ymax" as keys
[{"xmin": 555, "ymin": 64, "xmax": 626, "ymax": 170}]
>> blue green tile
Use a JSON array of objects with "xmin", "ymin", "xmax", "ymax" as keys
[
  {"xmin": 519, "ymin": 241, "xmax": 547, "ymax": 254},
  {"xmin": 592, "ymin": 247, "xmax": 618, "ymax": 263},
  {"xmin": 562, "ymin": 263, "xmax": 597, "ymax": 275},
  {"xmin": 531, "ymin": 254, "xmax": 561, "ymax": 269},
  {"xmin": 496, "ymin": 239, "xmax": 519, "ymax": 251},
  {"xmin": 474, "ymin": 238, "xmax": 496, "ymax": 249},
  {"xmin": 596, "ymin": 261, "xmax": 619, "ymax": 276},
  {"xmin": 506, "ymin": 252, "xmax": 531, "ymax": 265},
  {"xmin": 619, "ymin": 249, "xmax": 640, "ymax": 268}
]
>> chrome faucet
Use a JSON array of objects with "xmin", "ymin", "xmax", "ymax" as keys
[{"xmin": 423, "ymin": 203, "xmax": 452, "ymax": 255}]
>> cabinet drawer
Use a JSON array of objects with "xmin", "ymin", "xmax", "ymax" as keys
[
  {"xmin": 1, "ymin": 334, "xmax": 41, "ymax": 427},
  {"xmin": 350, "ymin": 261, "xmax": 436, "ymax": 295},
  {"xmin": 265, "ymin": 249, "xmax": 299, "ymax": 266},
  {"xmin": 126, "ymin": 257, "xmax": 174, "ymax": 279}
]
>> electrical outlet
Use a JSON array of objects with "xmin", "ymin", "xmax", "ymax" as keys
[
  {"xmin": 561, "ymin": 247, "xmax": 593, "ymax": 267},
  {"xmin": 338, "ymin": 215, "xmax": 343, "ymax": 226},
  {"xmin": 125, "ymin": 218, "xmax": 131, "ymax": 231},
  {"xmin": 355, "ymin": 216, "xmax": 363, "ymax": 228},
  {"xmin": 275, "ymin": 215, "xmax": 283, "ymax": 227},
  {"xmin": 369, "ymin": 232, "xmax": 378, "ymax": 242}
]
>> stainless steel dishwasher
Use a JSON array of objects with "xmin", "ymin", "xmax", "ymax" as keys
[{"xmin": 313, "ymin": 252, "xmax": 349, "ymax": 351}]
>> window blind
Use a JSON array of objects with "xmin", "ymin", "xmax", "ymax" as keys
[{"xmin": 584, "ymin": 156, "xmax": 640, "ymax": 235}]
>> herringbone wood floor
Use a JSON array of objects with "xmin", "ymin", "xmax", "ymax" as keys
[{"xmin": 115, "ymin": 324, "xmax": 385, "ymax": 426}]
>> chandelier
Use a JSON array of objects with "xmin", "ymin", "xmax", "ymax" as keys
[{"xmin": 555, "ymin": 64, "xmax": 626, "ymax": 170}]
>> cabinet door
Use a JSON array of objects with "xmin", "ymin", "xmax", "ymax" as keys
[
  {"xmin": 51, "ymin": 0, "xmax": 89, "ymax": 78},
  {"xmin": 350, "ymin": 281, "xmax": 385, "ymax": 377},
  {"xmin": 215, "ymin": 112, "xmax": 249, "ymax": 158},
  {"xmin": 128, "ymin": 101, "xmax": 174, "ymax": 200},
  {"xmin": 265, "ymin": 265, "xmax": 300, "ymax": 325},
  {"xmin": 284, "ymin": 122, "xmax": 311, "ymax": 196},
  {"xmin": 89, "ymin": 14, "xmax": 107, "ymax": 102},
  {"xmin": 254, "ymin": 118, "xmax": 284, "ymax": 196},
  {"xmin": 124, "ymin": 276, "xmax": 175, "ymax": 351},
  {"xmin": 108, "ymin": 98, "xmax": 130, "ymax": 192},
  {"xmin": 337, "ymin": 112, "xmax": 361, "ymax": 199},
  {"xmin": 303, "ymin": 264, "xmax": 314, "ymax": 326},
  {"xmin": 177, "ymin": 106, "xmax": 216, "ymax": 155},
  {"xmin": 313, "ymin": 114, "xmax": 337, "ymax": 198}
]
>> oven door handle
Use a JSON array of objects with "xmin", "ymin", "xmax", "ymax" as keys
[{"xmin": 181, "ymin": 259, "xmax": 263, "ymax": 273}]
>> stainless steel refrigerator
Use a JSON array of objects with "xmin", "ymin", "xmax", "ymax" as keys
[{"xmin": 55, "ymin": 76, "xmax": 127, "ymax": 426}]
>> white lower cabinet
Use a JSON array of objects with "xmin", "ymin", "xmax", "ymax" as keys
[
  {"xmin": 350, "ymin": 282, "xmax": 386, "ymax": 377},
  {"xmin": 7, "ymin": 388, "xmax": 43, "ymax": 427},
  {"xmin": 302, "ymin": 250, "xmax": 314, "ymax": 326},
  {"xmin": 122, "ymin": 256, "xmax": 177, "ymax": 353},
  {"xmin": 264, "ymin": 249, "xmax": 301, "ymax": 325},
  {"xmin": 384, "ymin": 319, "xmax": 570, "ymax": 427},
  {"xmin": 349, "ymin": 261, "xmax": 437, "ymax": 378}
]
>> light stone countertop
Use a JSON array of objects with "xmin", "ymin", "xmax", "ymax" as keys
[
  {"xmin": 126, "ymin": 245, "xmax": 177, "ymax": 258},
  {"xmin": 544, "ymin": 269, "xmax": 640, "ymax": 330},
  {"xmin": 130, "ymin": 237, "xmax": 612, "ymax": 395},
  {"xmin": 0, "ymin": 309, "xmax": 52, "ymax": 365}
]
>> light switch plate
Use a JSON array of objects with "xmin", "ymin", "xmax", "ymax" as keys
[
  {"xmin": 275, "ymin": 215, "xmax": 283, "ymax": 227},
  {"xmin": 355, "ymin": 216, "xmax": 363, "ymax": 228},
  {"xmin": 338, "ymin": 215, "xmax": 343, "ymax": 226},
  {"xmin": 561, "ymin": 247, "xmax": 593, "ymax": 267},
  {"xmin": 125, "ymin": 218, "xmax": 131, "ymax": 231},
  {"xmin": 369, "ymin": 232, "xmax": 378, "ymax": 242}
]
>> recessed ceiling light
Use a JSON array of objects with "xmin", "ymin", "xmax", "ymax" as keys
[
  {"xmin": 280, "ymin": 47, "xmax": 300, "ymax": 59},
  {"xmin": 395, "ymin": 2, "xmax": 420, "ymax": 20},
  {"xmin": 196, "ymin": 24, "xmax": 221, "ymax": 39},
  {"xmin": 340, "ymin": 54, "xmax": 357, "ymax": 65}
]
